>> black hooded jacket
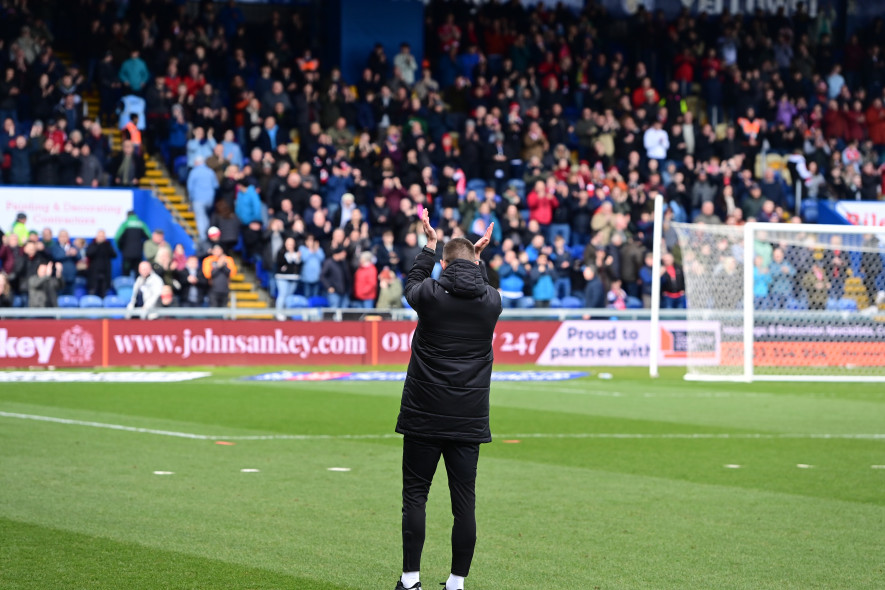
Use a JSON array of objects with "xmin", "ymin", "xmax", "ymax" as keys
[{"xmin": 396, "ymin": 247, "xmax": 503, "ymax": 443}]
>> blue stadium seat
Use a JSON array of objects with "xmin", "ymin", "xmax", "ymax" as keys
[
  {"xmin": 785, "ymin": 297, "xmax": 807, "ymax": 311},
  {"xmin": 116, "ymin": 287, "xmax": 133, "ymax": 303},
  {"xmin": 836, "ymin": 298, "xmax": 858, "ymax": 312},
  {"xmin": 549, "ymin": 297, "xmax": 562, "ymax": 309},
  {"xmin": 308, "ymin": 295, "xmax": 329, "ymax": 308},
  {"xmin": 466, "ymin": 179, "xmax": 487, "ymax": 193},
  {"xmin": 58, "ymin": 295, "xmax": 80, "ymax": 308},
  {"xmin": 112, "ymin": 276, "xmax": 135, "ymax": 292},
  {"xmin": 79, "ymin": 295, "xmax": 104, "ymax": 308},
  {"xmin": 626, "ymin": 296, "xmax": 643, "ymax": 309},
  {"xmin": 13, "ymin": 295, "xmax": 27, "ymax": 308},
  {"xmin": 73, "ymin": 286, "xmax": 87, "ymax": 299},
  {"xmin": 570, "ymin": 245, "xmax": 585, "ymax": 259},
  {"xmin": 800, "ymin": 199, "xmax": 818, "ymax": 223},
  {"xmin": 103, "ymin": 295, "xmax": 128, "ymax": 308},
  {"xmin": 285, "ymin": 295, "xmax": 309, "ymax": 308},
  {"xmin": 560, "ymin": 296, "xmax": 584, "ymax": 309}
]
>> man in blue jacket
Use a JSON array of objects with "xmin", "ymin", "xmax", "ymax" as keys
[{"xmin": 394, "ymin": 211, "xmax": 501, "ymax": 590}]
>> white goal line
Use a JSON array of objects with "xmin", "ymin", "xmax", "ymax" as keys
[{"xmin": 2, "ymin": 411, "xmax": 884, "ymax": 441}]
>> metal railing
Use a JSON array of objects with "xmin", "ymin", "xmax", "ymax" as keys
[{"xmin": 0, "ymin": 307, "xmax": 690, "ymax": 321}]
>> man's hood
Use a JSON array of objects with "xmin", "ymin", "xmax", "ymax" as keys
[{"xmin": 437, "ymin": 259, "xmax": 485, "ymax": 299}]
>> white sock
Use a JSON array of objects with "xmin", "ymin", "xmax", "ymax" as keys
[
  {"xmin": 401, "ymin": 571, "xmax": 420, "ymax": 588},
  {"xmin": 446, "ymin": 573, "xmax": 465, "ymax": 590}
]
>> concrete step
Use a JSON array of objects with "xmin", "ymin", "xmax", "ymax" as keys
[
  {"xmin": 233, "ymin": 291, "xmax": 260, "ymax": 302},
  {"xmin": 230, "ymin": 300, "xmax": 269, "ymax": 309},
  {"xmin": 230, "ymin": 282, "xmax": 254, "ymax": 292},
  {"xmin": 139, "ymin": 178, "xmax": 170, "ymax": 187}
]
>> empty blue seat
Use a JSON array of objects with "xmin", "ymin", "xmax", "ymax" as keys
[
  {"xmin": 836, "ymin": 298, "xmax": 858, "ymax": 312},
  {"xmin": 285, "ymin": 295, "xmax": 309, "ymax": 308},
  {"xmin": 112, "ymin": 276, "xmax": 135, "ymax": 292},
  {"xmin": 58, "ymin": 295, "xmax": 80, "ymax": 308},
  {"xmin": 466, "ymin": 179, "xmax": 487, "ymax": 193},
  {"xmin": 549, "ymin": 297, "xmax": 562, "ymax": 309},
  {"xmin": 570, "ymin": 245, "xmax": 585, "ymax": 259},
  {"xmin": 116, "ymin": 287, "xmax": 133, "ymax": 303},
  {"xmin": 103, "ymin": 295, "xmax": 128, "ymax": 308},
  {"xmin": 79, "ymin": 295, "xmax": 104, "ymax": 308},
  {"xmin": 308, "ymin": 295, "xmax": 329, "ymax": 308},
  {"xmin": 560, "ymin": 296, "xmax": 584, "ymax": 309},
  {"xmin": 785, "ymin": 297, "xmax": 807, "ymax": 311},
  {"xmin": 12, "ymin": 295, "xmax": 24, "ymax": 308}
]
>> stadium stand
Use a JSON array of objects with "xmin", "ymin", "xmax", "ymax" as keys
[{"xmin": 1, "ymin": 0, "xmax": 884, "ymax": 314}]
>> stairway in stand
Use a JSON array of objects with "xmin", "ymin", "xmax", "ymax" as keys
[{"xmin": 79, "ymin": 83, "xmax": 271, "ymax": 314}]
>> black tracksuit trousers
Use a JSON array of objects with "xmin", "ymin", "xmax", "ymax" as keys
[{"xmin": 401, "ymin": 435, "xmax": 480, "ymax": 577}]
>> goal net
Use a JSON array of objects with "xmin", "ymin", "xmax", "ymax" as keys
[{"xmin": 668, "ymin": 221, "xmax": 885, "ymax": 382}]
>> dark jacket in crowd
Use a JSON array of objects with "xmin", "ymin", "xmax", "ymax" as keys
[
  {"xmin": 320, "ymin": 256, "xmax": 351, "ymax": 295},
  {"xmin": 396, "ymin": 247, "xmax": 503, "ymax": 443}
]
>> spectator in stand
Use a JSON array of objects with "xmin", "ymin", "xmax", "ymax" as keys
[
  {"xmin": 274, "ymin": 236, "xmax": 302, "ymax": 315},
  {"xmin": 582, "ymin": 264, "xmax": 605, "ymax": 308},
  {"xmin": 119, "ymin": 50, "xmax": 150, "ymax": 95},
  {"xmin": 376, "ymin": 265, "xmax": 404, "ymax": 308},
  {"xmin": 127, "ymin": 261, "xmax": 164, "ymax": 318},
  {"xmin": 27, "ymin": 261, "xmax": 63, "ymax": 308},
  {"xmin": 529, "ymin": 252, "xmax": 556, "ymax": 308},
  {"xmin": 109, "ymin": 139, "xmax": 145, "ymax": 187},
  {"xmin": 55, "ymin": 230, "xmax": 80, "ymax": 295},
  {"xmin": 11, "ymin": 213, "xmax": 30, "ymax": 244},
  {"xmin": 115, "ymin": 211, "xmax": 151, "ymax": 276},
  {"xmin": 85, "ymin": 229, "xmax": 116, "ymax": 297},
  {"xmin": 299, "ymin": 234, "xmax": 326, "ymax": 299},
  {"xmin": 187, "ymin": 157, "xmax": 219, "ymax": 239},
  {"xmin": 175, "ymin": 255, "xmax": 208, "ymax": 308},
  {"xmin": 321, "ymin": 245, "xmax": 352, "ymax": 308},
  {"xmin": 660, "ymin": 252, "xmax": 686, "ymax": 309},
  {"xmin": 209, "ymin": 200, "xmax": 241, "ymax": 254},
  {"xmin": 202, "ymin": 244, "xmax": 237, "ymax": 308},
  {"xmin": 353, "ymin": 251, "xmax": 379, "ymax": 308},
  {"xmin": 77, "ymin": 143, "xmax": 104, "ymax": 186},
  {"xmin": 143, "ymin": 229, "xmax": 169, "ymax": 264}
]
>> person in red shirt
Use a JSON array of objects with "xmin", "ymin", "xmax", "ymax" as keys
[
  {"xmin": 353, "ymin": 251, "xmax": 378, "ymax": 308},
  {"xmin": 631, "ymin": 77, "xmax": 660, "ymax": 110},
  {"xmin": 526, "ymin": 179, "xmax": 559, "ymax": 231}
]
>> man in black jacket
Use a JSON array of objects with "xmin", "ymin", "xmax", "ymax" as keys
[{"xmin": 394, "ymin": 210, "xmax": 501, "ymax": 590}]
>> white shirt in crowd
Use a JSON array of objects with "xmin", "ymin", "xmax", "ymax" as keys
[{"xmin": 643, "ymin": 126, "xmax": 670, "ymax": 160}]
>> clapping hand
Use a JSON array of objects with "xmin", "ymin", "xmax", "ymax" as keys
[
  {"xmin": 421, "ymin": 209, "xmax": 437, "ymax": 250},
  {"xmin": 473, "ymin": 222, "xmax": 494, "ymax": 260}
]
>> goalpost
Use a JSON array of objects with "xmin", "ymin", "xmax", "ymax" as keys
[{"xmin": 650, "ymin": 198, "xmax": 885, "ymax": 382}]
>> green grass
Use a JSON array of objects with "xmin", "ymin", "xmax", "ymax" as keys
[{"xmin": 1, "ymin": 366, "xmax": 884, "ymax": 589}]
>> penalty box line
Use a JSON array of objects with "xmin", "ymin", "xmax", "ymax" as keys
[{"xmin": 2, "ymin": 411, "xmax": 885, "ymax": 442}]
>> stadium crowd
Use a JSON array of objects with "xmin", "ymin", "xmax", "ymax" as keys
[{"xmin": 2, "ymin": 0, "xmax": 885, "ymax": 313}]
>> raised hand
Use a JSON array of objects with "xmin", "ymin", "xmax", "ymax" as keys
[
  {"xmin": 422, "ymin": 209, "xmax": 437, "ymax": 250},
  {"xmin": 474, "ymin": 222, "xmax": 494, "ymax": 258}
]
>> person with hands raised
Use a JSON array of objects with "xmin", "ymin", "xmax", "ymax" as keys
[{"xmin": 393, "ymin": 210, "xmax": 501, "ymax": 590}]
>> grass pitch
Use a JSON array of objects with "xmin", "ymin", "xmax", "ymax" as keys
[{"xmin": 1, "ymin": 366, "xmax": 883, "ymax": 589}]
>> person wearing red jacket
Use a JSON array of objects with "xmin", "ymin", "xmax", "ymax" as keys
[
  {"xmin": 353, "ymin": 251, "xmax": 378, "ymax": 308},
  {"xmin": 866, "ymin": 98, "xmax": 885, "ymax": 147},
  {"xmin": 844, "ymin": 100, "xmax": 868, "ymax": 143},
  {"xmin": 823, "ymin": 99, "xmax": 847, "ymax": 140},
  {"xmin": 526, "ymin": 179, "xmax": 559, "ymax": 236}
]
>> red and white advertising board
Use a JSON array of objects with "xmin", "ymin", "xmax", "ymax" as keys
[{"xmin": 0, "ymin": 320, "xmax": 719, "ymax": 368}]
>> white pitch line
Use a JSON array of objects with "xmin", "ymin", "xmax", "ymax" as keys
[{"xmin": 2, "ymin": 411, "xmax": 885, "ymax": 442}]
